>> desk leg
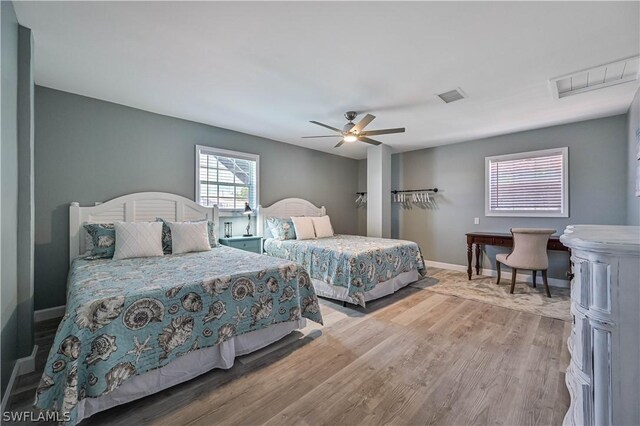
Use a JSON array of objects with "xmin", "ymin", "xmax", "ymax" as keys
[
  {"xmin": 475, "ymin": 244, "xmax": 481, "ymax": 276},
  {"xmin": 467, "ymin": 242, "xmax": 473, "ymax": 280}
]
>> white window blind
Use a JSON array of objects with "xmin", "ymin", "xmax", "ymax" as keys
[
  {"xmin": 485, "ymin": 148, "xmax": 568, "ymax": 217},
  {"xmin": 196, "ymin": 146, "xmax": 259, "ymax": 211}
]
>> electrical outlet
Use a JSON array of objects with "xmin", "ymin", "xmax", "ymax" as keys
[{"xmin": 474, "ymin": 217, "xmax": 480, "ymax": 225}]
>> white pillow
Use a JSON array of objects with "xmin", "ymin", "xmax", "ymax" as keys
[
  {"xmin": 291, "ymin": 217, "xmax": 316, "ymax": 240},
  {"xmin": 312, "ymin": 215, "xmax": 334, "ymax": 238},
  {"xmin": 113, "ymin": 222, "xmax": 164, "ymax": 260},
  {"xmin": 167, "ymin": 221, "xmax": 211, "ymax": 254}
]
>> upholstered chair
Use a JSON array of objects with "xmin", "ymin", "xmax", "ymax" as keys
[{"xmin": 496, "ymin": 228, "xmax": 556, "ymax": 297}]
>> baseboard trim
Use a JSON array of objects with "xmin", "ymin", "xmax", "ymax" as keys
[
  {"xmin": 17, "ymin": 345, "xmax": 38, "ymax": 375},
  {"xmin": 425, "ymin": 260, "xmax": 570, "ymax": 289},
  {"xmin": 1, "ymin": 344, "xmax": 38, "ymax": 413},
  {"xmin": 1, "ymin": 363, "xmax": 19, "ymax": 413},
  {"xmin": 34, "ymin": 305, "xmax": 65, "ymax": 322}
]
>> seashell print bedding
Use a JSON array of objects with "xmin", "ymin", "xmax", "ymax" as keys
[
  {"xmin": 34, "ymin": 246, "xmax": 322, "ymax": 425},
  {"xmin": 263, "ymin": 234, "xmax": 426, "ymax": 307}
]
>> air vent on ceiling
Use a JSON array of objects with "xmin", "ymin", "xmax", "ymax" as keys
[
  {"xmin": 437, "ymin": 88, "xmax": 465, "ymax": 103},
  {"xmin": 550, "ymin": 56, "xmax": 640, "ymax": 99}
]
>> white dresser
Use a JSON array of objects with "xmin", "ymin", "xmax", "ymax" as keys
[{"xmin": 560, "ymin": 225, "xmax": 640, "ymax": 426}]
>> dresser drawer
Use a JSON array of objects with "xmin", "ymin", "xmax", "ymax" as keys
[
  {"xmin": 219, "ymin": 237, "xmax": 262, "ymax": 254},
  {"xmin": 591, "ymin": 325, "xmax": 613, "ymax": 426},
  {"xmin": 473, "ymin": 236, "xmax": 494, "ymax": 245},
  {"xmin": 588, "ymin": 260, "xmax": 614, "ymax": 316},
  {"xmin": 571, "ymin": 256, "xmax": 590, "ymax": 309},
  {"xmin": 565, "ymin": 363, "xmax": 593, "ymax": 426},
  {"xmin": 570, "ymin": 305, "xmax": 591, "ymax": 377},
  {"xmin": 571, "ymin": 254, "xmax": 615, "ymax": 316},
  {"xmin": 230, "ymin": 239, "xmax": 261, "ymax": 251},
  {"xmin": 492, "ymin": 237, "xmax": 512, "ymax": 246}
]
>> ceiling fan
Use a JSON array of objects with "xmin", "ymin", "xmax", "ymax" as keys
[{"xmin": 302, "ymin": 111, "xmax": 405, "ymax": 148}]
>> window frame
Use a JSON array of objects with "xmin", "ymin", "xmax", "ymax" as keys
[
  {"xmin": 195, "ymin": 145, "xmax": 260, "ymax": 216},
  {"xmin": 484, "ymin": 147, "xmax": 569, "ymax": 218}
]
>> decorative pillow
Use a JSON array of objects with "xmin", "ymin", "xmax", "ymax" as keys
[
  {"xmin": 312, "ymin": 215, "xmax": 334, "ymax": 238},
  {"xmin": 157, "ymin": 218, "xmax": 173, "ymax": 254},
  {"xmin": 84, "ymin": 232, "xmax": 95, "ymax": 256},
  {"xmin": 266, "ymin": 217, "xmax": 296, "ymax": 240},
  {"xmin": 291, "ymin": 216, "xmax": 316, "ymax": 240},
  {"xmin": 167, "ymin": 221, "xmax": 211, "ymax": 254},
  {"xmin": 83, "ymin": 223, "xmax": 116, "ymax": 259},
  {"xmin": 113, "ymin": 222, "xmax": 164, "ymax": 260},
  {"xmin": 156, "ymin": 218, "xmax": 217, "ymax": 253}
]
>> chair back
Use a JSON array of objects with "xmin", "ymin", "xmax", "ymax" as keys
[{"xmin": 507, "ymin": 228, "xmax": 556, "ymax": 270}]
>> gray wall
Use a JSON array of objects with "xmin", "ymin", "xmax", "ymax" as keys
[
  {"xmin": 34, "ymin": 86, "xmax": 360, "ymax": 310},
  {"xmin": 1, "ymin": 0, "xmax": 20, "ymax": 398},
  {"xmin": 1, "ymin": 1, "xmax": 35, "ymax": 398},
  {"xmin": 16, "ymin": 25, "xmax": 35, "ymax": 362},
  {"xmin": 627, "ymin": 88, "xmax": 639, "ymax": 225},
  {"xmin": 359, "ymin": 115, "xmax": 628, "ymax": 282}
]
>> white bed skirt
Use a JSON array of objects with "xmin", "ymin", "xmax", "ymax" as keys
[
  {"xmin": 75, "ymin": 318, "xmax": 306, "ymax": 423},
  {"xmin": 312, "ymin": 270, "xmax": 420, "ymax": 305}
]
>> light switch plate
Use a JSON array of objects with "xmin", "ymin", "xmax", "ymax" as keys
[{"xmin": 474, "ymin": 217, "xmax": 480, "ymax": 225}]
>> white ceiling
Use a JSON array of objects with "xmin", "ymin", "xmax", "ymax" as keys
[{"xmin": 14, "ymin": 1, "xmax": 640, "ymax": 159}]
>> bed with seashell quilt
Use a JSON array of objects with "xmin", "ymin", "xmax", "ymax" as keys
[
  {"xmin": 259, "ymin": 198, "xmax": 427, "ymax": 308},
  {"xmin": 263, "ymin": 234, "xmax": 426, "ymax": 307},
  {"xmin": 34, "ymin": 192, "xmax": 323, "ymax": 426}
]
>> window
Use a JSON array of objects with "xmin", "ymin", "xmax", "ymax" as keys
[
  {"xmin": 196, "ymin": 145, "xmax": 259, "ymax": 213},
  {"xmin": 485, "ymin": 147, "xmax": 568, "ymax": 217}
]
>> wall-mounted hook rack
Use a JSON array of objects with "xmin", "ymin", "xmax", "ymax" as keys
[
  {"xmin": 355, "ymin": 188, "xmax": 440, "ymax": 210},
  {"xmin": 391, "ymin": 188, "xmax": 438, "ymax": 194},
  {"xmin": 391, "ymin": 188, "xmax": 439, "ymax": 209}
]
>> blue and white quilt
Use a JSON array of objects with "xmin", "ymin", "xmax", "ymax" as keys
[
  {"xmin": 263, "ymin": 234, "xmax": 426, "ymax": 307},
  {"xmin": 34, "ymin": 246, "xmax": 322, "ymax": 425}
]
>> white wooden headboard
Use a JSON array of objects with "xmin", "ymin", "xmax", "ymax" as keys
[
  {"xmin": 69, "ymin": 192, "xmax": 218, "ymax": 263},
  {"xmin": 257, "ymin": 198, "xmax": 326, "ymax": 238}
]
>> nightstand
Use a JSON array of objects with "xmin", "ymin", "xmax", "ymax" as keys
[{"xmin": 218, "ymin": 236, "xmax": 263, "ymax": 254}]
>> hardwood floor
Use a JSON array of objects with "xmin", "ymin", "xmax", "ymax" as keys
[{"xmin": 8, "ymin": 283, "xmax": 570, "ymax": 425}]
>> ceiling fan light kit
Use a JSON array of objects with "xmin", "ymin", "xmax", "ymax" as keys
[{"xmin": 303, "ymin": 111, "xmax": 405, "ymax": 148}]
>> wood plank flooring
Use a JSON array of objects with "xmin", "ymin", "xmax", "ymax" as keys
[{"xmin": 7, "ymin": 282, "xmax": 570, "ymax": 425}]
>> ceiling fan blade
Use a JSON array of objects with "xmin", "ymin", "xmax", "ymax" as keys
[
  {"xmin": 334, "ymin": 140, "xmax": 345, "ymax": 148},
  {"xmin": 310, "ymin": 121, "xmax": 342, "ymax": 133},
  {"xmin": 359, "ymin": 137, "xmax": 382, "ymax": 146},
  {"xmin": 351, "ymin": 114, "xmax": 376, "ymax": 133},
  {"xmin": 301, "ymin": 135, "xmax": 342, "ymax": 138},
  {"xmin": 360, "ymin": 127, "xmax": 405, "ymax": 136}
]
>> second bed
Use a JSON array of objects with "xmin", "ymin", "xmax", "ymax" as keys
[{"xmin": 259, "ymin": 198, "xmax": 426, "ymax": 307}]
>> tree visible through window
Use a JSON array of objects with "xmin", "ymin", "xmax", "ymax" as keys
[
  {"xmin": 485, "ymin": 147, "xmax": 568, "ymax": 217},
  {"xmin": 196, "ymin": 146, "xmax": 259, "ymax": 211}
]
